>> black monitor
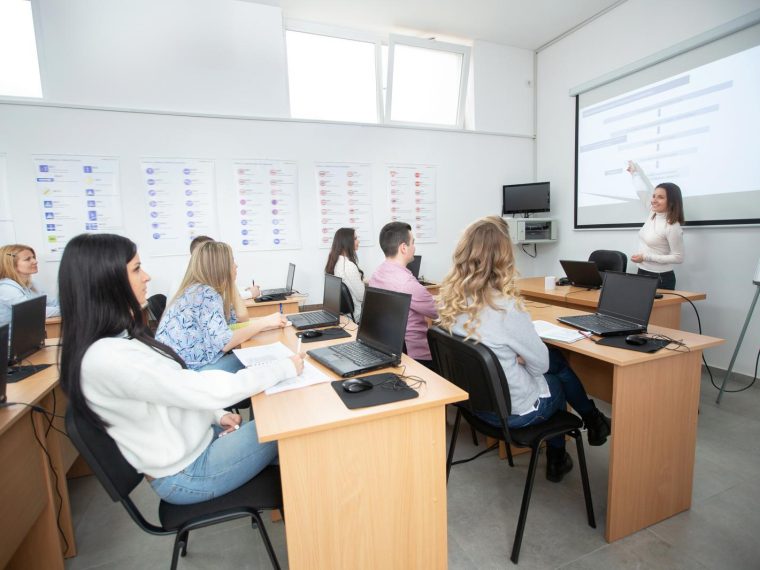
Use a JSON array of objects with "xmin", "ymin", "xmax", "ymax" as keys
[
  {"xmin": 502, "ymin": 182, "xmax": 550, "ymax": 215},
  {"xmin": 285, "ymin": 262, "xmax": 295, "ymax": 293},
  {"xmin": 0, "ymin": 324, "xmax": 8, "ymax": 403},
  {"xmin": 406, "ymin": 255, "xmax": 422, "ymax": 278},
  {"xmin": 357, "ymin": 287, "xmax": 411, "ymax": 357},
  {"xmin": 9, "ymin": 296, "xmax": 47, "ymax": 365},
  {"xmin": 323, "ymin": 273, "xmax": 342, "ymax": 315}
]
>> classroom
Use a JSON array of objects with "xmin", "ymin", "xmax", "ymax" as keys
[{"xmin": 1, "ymin": 0, "xmax": 759, "ymax": 568}]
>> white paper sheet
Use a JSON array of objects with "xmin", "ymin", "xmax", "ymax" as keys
[
  {"xmin": 387, "ymin": 164, "xmax": 437, "ymax": 243},
  {"xmin": 532, "ymin": 320, "xmax": 586, "ymax": 343},
  {"xmin": 232, "ymin": 342, "xmax": 331, "ymax": 395}
]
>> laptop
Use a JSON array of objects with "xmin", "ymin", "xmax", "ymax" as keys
[
  {"xmin": 407, "ymin": 255, "xmax": 422, "ymax": 278},
  {"xmin": 307, "ymin": 287, "xmax": 411, "ymax": 377},
  {"xmin": 559, "ymin": 260, "xmax": 603, "ymax": 289},
  {"xmin": 557, "ymin": 272, "xmax": 658, "ymax": 336},
  {"xmin": 287, "ymin": 274, "xmax": 341, "ymax": 330},
  {"xmin": 0, "ymin": 324, "xmax": 8, "ymax": 404},
  {"xmin": 261, "ymin": 263, "xmax": 295, "ymax": 296}
]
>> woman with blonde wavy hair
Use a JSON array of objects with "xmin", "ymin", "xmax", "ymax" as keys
[
  {"xmin": 157, "ymin": 241, "xmax": 287, "ymax": 372},
  {"xmin": 0, "ymin": 243, "xmax": 60, "ymax": 326},
  {"xmin": 438, "ymin": 216, "xmax": 610, "ymax": 483}
]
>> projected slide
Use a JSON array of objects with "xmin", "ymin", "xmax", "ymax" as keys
[{"xmin": 576, "ymin": 44, "xmax": 760, "ymax": 226}]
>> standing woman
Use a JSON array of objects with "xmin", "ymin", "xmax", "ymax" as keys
[
  {"xmin": 325, "ymin": 227, "xmax": 367, "ymax": 322},
  {"xmin": 0, "ymin": 244, "xmax": 60, "ymax": 325},
  {"xmin": 627, "ymin": 161, "xmax": 685, "ymax": 290},
  {"xmin": 157, "ymin": 241, "xmax": 288, "ymax": 373},
  {"xmin": 437, "ymin": 216, "xmax": 610, "ymax": 482},
  {"xmin": 58, "ymin": 233, "xmax": 303, "ymax": 504}
]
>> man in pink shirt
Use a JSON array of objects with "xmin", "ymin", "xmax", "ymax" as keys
[{"xmin": 369, "ymin": 222, "xmax": 438, "ymax": 371}]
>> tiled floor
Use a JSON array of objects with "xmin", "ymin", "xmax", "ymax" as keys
[{"xmin": 65, "ymin": 372, "xmax": 760, "ymax": 569}]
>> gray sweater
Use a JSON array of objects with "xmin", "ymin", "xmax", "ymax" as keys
[{"xmin": 450, "ymin": 295, "xmax": 550, "ymax": 416}]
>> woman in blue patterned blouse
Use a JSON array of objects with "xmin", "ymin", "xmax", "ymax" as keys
[{"xmin": 156, "ymin": 241, "xmax": 288, "ymax": 372}]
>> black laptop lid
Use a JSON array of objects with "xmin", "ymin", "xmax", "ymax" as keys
[
  {"xmin": 407, "ymin": 255, "xmax": 422, "ymax": 278},
  {"xmin": 356, "ymin": 287, "xmax": 411, "ymax": 356},
  {"xmin": 10, "ymin": 295, "xmax": 47, "ymax": 364},
  {"xmin": 597, "ymin": 272, "xmax": 658, "ymax": 326},
  {"xmin": 0, "ymin": 324, "xmax": 8, "ymax": 402},
  {"xmin": 559, "ymin": 260, "xmax": 602, "ymax": 288},
  {"xmin": 285, "ymin": 263, "xmax": 295, "ymax": 292},
  {"xmin": 323, "ymin": 273, "xmax": 342, "ymax": 315}
]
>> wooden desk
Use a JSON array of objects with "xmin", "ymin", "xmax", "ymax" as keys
[
  {"xmin": 1, "ymin": 343, "xmax": 77, "ymax": 568},
  {"xmin": 526, "ymin": 304, "xmax": 722, "ymax": 542},
  {"xmin": 244, "ymin": 296, "xmax": 301, "ymax": 319},
  {"xmin": 45, "ymin": 316, "xmax": 61, "ymax": 340},
  {"xmin": 518, "ymin": 276, "xmax": 706, "ymax": 329},
  {"xmin": 246, "ymin": 323, "xmax": 467, "ymax": 569},
  {"xmin": 424, "ymin": 282, "xmax": 440, "ymax": 297}
]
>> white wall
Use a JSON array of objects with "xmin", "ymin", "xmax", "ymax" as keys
[
  {"xmin": 33, "ymin": 0, "xmax": 290, "ymax": 117},
  {"xmin": 536, "ymin": 0, "xmax": 760, "ymax": 375}
]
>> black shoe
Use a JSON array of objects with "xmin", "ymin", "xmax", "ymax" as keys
[
  {"xmin": 584, "ymin": 406, "xmax": 611, "ymax": 446},
  {"xmin": 546, "ymin": 448, "xmax": 573, "ymax": 483}
]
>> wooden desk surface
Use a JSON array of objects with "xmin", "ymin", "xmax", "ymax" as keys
[{"xmin": 247, "ymin": 322, "xmax": 467, "ymax": 443}]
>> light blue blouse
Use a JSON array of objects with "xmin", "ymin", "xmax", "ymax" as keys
[
  {"xmin": 0, "ymin": 277, "xmax": 60, "ymax": 326},
  {"xmin": 155, "ymin": 284, "xmax": 237, "ymax": 370}
]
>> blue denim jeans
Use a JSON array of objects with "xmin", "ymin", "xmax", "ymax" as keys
[
  {"xmin": 198, "ymin": 352, "xmax": 245, "ymax": 373},
  {"xmin": 150, "ymin": 421, "xmax": 277, "ymax": 505}
]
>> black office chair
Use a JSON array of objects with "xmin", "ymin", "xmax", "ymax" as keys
[
  {"xmin": 588, "ymin": 250, "xmax": 627, "ymax": 273},
  {"xmin": 427, "ymin": 327, "xmax": 595, "ymax": 564},
  {"xmin": 65, "ymin": 407, "xmax": 283, "ymax": 570},
  {"xmin": 147, "ymin": 294, "xmax": 167, "ymax": 322},
  {"xmin": 339, "ymin": 282, "xmax": 356, "ymax": 322}
]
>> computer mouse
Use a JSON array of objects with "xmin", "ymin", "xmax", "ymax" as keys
[
  {"xmin": 625, "ymin": 334, "xmax": 648, "ymax": 346},
  {"xmin": 257, "ymin": 295, "xmax": 274, "ymax": 302},
  {"xmin": 654, "ymin": 293, "xmax": 664, "ymax": 299},
  {"xmin": 301, "ymin": 329, "xmax": 323, "ymax": 339},
  {"xmin": 342, "ymin": 378, "xmax": 373, "ymax": 393}
]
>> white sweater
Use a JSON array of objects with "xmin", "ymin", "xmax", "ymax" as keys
[
  {"xmin": 632, "ymin": 170, "xmax": 684, "ymax": 273},
  {"xmin": 80, "ymin": 334, "xmax": 296, "ymax": 478},
  {"xmin": 333, "ymin": 255, "xmax": 366, "ymax": 321}
]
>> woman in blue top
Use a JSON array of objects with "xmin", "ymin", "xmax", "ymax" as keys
[
  {"xmin": 0, "ymin": 244, "xmax": 60, "ymax": 326},
  {"xmin": 156, "ymin": 241, "xmax": 288, "ymax": 372}
]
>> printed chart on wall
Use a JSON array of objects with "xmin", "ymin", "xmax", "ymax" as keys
[
  {"xmin": 387, "ymin": 164, "xmax": 437, "ymax": 243},
  {"xmin": 141, "ymin": 158, "xmax": 217, "ymax": 256},
  {"xmin": 0, "ymin": 155, "xmax": 14, "ymax": 243},
  {"xmin": 315, "ymin": 163, "xmax": 374, "ymax": 248},
  {"xmin": 34, "ymin": 155, "xmax": 123, "ymax": 259},
  {"xmin": 234, "ymin": 160, "xmax": 301, "ymax": 250}
]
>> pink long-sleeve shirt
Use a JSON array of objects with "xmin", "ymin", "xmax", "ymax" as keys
[{"xmin": 369, "ymin": 260, "xmax": 438, "ymax": 360}]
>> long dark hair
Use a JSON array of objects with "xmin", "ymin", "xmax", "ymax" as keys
[
  {"xmin": 58, "ymin": 233, "xmax": 186, "ymax": 428},
  {"xmin": 654, "ymin": 183, "xmax": 685, "ymax": 225},
  {"xmin": 325, "ymin": 227, "xmax": 363, "ymax": 278}
]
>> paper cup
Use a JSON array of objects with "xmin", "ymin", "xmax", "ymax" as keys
[{"xmin": 545, "ymin": 276, "xmax": 556, "ymax": 290}]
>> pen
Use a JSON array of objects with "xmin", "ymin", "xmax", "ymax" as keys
[{"xmin": 279, "ymin": 303, "xmax": 283, "ymax": 314}]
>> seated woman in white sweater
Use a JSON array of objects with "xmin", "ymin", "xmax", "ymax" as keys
[
  {"xmin": 627, "ymin": 161, "xmax": 685, "ymax": 290},
  {"xmin": 58, "ymin": 233, "xmax": 304, "ymax": 505},
  {"xmin": 437, "ymin": 216, "xmax": 610, "ymax": 482},
  {"xmin": 325, "ymin": 227, "xmax": 367, "ymax": 322}
]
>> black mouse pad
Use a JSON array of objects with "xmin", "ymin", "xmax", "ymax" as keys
[
  {"xmin": 331, "ymin": 373, "xmax": 419, "ymax": 409},
  {"xmin": 296, "ymin": 327, "xmax": 351, "ymax": 343},
  {"xmin": 6, "ymin": 363, "xmax": 53, "ymax": 383},
  {"xmin": 596, "ymin": 336, "xmax": 668, "ymax": 353}
]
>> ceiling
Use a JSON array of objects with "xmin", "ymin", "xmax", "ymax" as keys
[{"xmin": 274, "ymin": 0, "xmax": 627, "ymax": 50}]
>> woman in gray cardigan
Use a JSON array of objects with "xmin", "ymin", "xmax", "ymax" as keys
[{"xmin": 437, "ymin": 216, "xmax": 610, "ymax": 482}]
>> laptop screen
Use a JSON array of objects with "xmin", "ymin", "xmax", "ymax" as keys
[
  {"xmin": 323, "ymin": 273, "xmax": 342, "ymax": 315},
  {"xmin": 559, "ymin": 259, "xmax": 602, "ymax": 288},
  {"xmin": 597, "ymin": 272, "xmax": 658, "ymax": 326},
  {"xmin": 357, "ymin": 287, "xmax": 411, "ymax": 356},
  {"xmin": 285, "ymin": 263, "xmax": 296, "ymax": 291},
  {"xmin": 0, "ymin": 324, "xmax": 8, "ymax": 402},
  {"xmin": 406, "ymin": 255, "xmax": 422, "ymax": 278},
  {"xmin": 10, "ymin": 295, "xmax": 47, "ymax": 364}
]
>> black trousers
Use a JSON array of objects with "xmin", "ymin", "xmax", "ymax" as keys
[{"xmin": 637, "ymin": 268, "xmax": 676, "ymax": 290}]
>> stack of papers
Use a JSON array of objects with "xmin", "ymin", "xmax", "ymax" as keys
[
  {"xmin": 233, "ymin": 342, "xmax": 331, "ymax": 395},
  {"xmin": 532, "ymin": 320, "xmax": 586, "ymax": 343}
]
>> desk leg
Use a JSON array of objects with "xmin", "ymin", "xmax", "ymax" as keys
[
  {"xmin": 606, "ymin": 351, "xmax": 701, "ymax": 541},
  {"xmin": 277, "ymin": 406, "xmax": 448, "ymax": 569}
]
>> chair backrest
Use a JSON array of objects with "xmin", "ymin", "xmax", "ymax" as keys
[
  {"xmin": 339, "ymin": 282, "xmax": 355, "ymax": 320},
  {"xmin": 427, "ymin": 327, "xmax": 512, "ymax": 429},
  {"xmin": 147, "ymin": 294, "xmax": 167, "ymax": 322},
  {"xmin": 588, "ymin": 250, "xmax": 627, "ymax": 273}
]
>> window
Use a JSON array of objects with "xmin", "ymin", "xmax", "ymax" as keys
[
  {"xmin": 0, "ymin": 0, "xmax": 42, "ymax": 98},
  {"xmin": 286, "ymin": 30, "xmax": 378, "ymax": 123},
  {"xmin": 386, "ymin": 36, "xmax": 470, "ymax": 128}
]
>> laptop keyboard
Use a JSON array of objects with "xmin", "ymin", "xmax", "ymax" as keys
[
  {"xmin": 331, "ymin": 343, "xmax": 387, "ymax": 366},
  {"xmin": 568, "ymin": 314, "xmax": 637, "ymax": 332},
  {"xmin": 292, "ymin": 311, "xmax": 333, "ymax": 324}
]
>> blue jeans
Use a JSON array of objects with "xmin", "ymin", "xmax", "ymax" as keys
[
  {"xmin": 476, "ymin": 348, "xmax": 593, "ymax": 448},
  {"xmin": 198, "ymin": 352, "xmax": 245, "ymax": 373},
  {"xmin": 150, "ymin": 421, "xmax": 277, "ymax": 505}
]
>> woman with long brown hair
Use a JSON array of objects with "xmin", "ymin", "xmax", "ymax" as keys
[
  {"xmin": 438, "ymin": 216, "xmax": 610, "ymax": 483},
  {"xmin": 325, "ymin": 227, "xmax": 367, "ymax": 321}
]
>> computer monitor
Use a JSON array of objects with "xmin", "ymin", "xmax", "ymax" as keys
[
  {"xmin": 356, "ymin": 287, "xmax": 410, "ymax": 357},
  {"xmin": 502, "ymin": 182, "xmax": 550, "ymax": 215},
  {"xmin": 323, "ymin": 273, "xmax": 342, "ymax": 315},
  {"xmin": 9, "ymin": 296, "xmax": 47, "ymax": 365},
  {"xmin": 285, "ymin": 262, "xmax": 295, "ymax": 293},
  {"xmin": 407, "ymin": 255, "xmax": 422, "ymax": 278},
  {"xmin": 0, "ymin": 324, "xmax": 8, "ymax": 403}
]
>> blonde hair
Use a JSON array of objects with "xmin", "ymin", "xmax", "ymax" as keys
[
  {"xmin": 437, "ymin": 216, "xmax": 523, "ymax": 339},
  {"xmin": 0, "ymin": 244, "xmax": 37, "ymax": 289},
  {"xmin": 171, "ymin": 241, "xmax": 237, "ymax": 320}
]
